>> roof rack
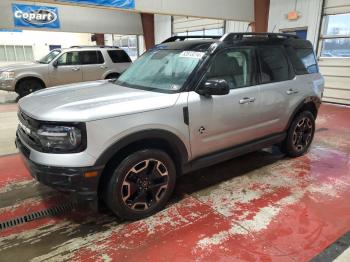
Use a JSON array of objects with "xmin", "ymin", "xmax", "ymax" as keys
[
  {"xmin": 161, "ymin": 35, "xmax": 221, "ymax": 43},
  {"xmin": 69, "ymin": 45, "xmax": 119, "ymax": 48},
  {"xmin": 220, "ymin": 32, "xmax": 299, "ymax": 42}
]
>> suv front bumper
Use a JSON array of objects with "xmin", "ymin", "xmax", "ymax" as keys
[{"xmin": 16, "ymin": 136, "xmax": 103, "ymax": 201}]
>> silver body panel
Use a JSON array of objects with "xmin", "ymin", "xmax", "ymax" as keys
[
  {"xmin": 0, "ymin": 47, "xmax": 131, "ymax": 92},
  {"xmin": 17, "ymin": 73, "xmax": 324, "ymax": 168}
]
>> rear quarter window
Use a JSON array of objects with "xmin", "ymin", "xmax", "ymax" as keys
[
  {"xmin": 286, "ymin": 47, "xmax": 318, "ymax": 75},
  {"xmin": 108, "ymin": 50, "xmax": 132, "ymax": 63}
]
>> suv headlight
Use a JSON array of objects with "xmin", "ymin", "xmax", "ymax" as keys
[
  {"xmin": 0, "ymin": 71, "xmax": 15, "ymax": 80},
  {"xmin": 36, "ymin": 124, "xmax": 85, "ymax": 153}
]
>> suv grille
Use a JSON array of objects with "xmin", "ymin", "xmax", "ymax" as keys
[{"xmin": 17, "ymin": 110, "xmax": 42, "ymax": 151}]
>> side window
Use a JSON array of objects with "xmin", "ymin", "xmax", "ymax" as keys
[
  {"xmin": 259, "ymin": 47, "xmax": 293, "ymax": 83},
  {"xmin": 285, "ymin": 47, "xmax": 318, "ymax": 75},
  {"xmin": 56, "ymin": 52, "xmax": 80, "ymax": 66},
  {"xmin": 80, "ymin": 51, "xmax": 104, "ymax": 65},
  {"xmin": 295, "ymin": 48, "xmax": 318, "ymax": 74},
  {"xmin": 107, "ymin": 50, "xmax": 132, "ymax": 63},
  {"xmin": 206, "ymin": 48, "xmax": 256, "ymax": 89}
]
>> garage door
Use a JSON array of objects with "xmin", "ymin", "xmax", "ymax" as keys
[
  {"xmin": 173, "ymin": 16, "xmax": 225, "ymax": 36},
  {"xmin": 173, "ymin": 16, "xmax": 251, "ymax": 37},
  {"xmin": 318, "ymin": 0, "xmax": 350, "ymax": 105}
]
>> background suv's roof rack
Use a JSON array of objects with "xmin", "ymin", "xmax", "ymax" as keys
[
  {"xmin": 70, "ymin": 45, "xmax": 119, "ymax": 48},
  {"xmin": 220, "ymin": 32, "xmax": 299, "ymax": 42},
  {"xmin": 161, "ymin": 35, "xmax": 221, "ymax": 43}
]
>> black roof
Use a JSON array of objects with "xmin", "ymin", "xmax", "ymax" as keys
[{"xmin": 155, "ymin": 33, "xmax": 313, "ymax": 51}]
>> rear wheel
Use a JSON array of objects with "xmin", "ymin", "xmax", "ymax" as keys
[
  {"xmin": 281, "ymin": 111, "xmax": 315, "ymax": 157},
  {"xmin": 103, "ymin": 149, "xmax": 176, "ymax": 220},
  {"xmin": 16, "ymin": 79, "xmax": 44, "ymax": 98}
]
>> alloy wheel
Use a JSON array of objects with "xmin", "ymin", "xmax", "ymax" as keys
[
  {"xmin": 292, "ymin": 117, "xmax": 313, "ymax": 151},
  {"xmin": 121, "ymin": 159, "xmax": 169, "ymax": 211}
]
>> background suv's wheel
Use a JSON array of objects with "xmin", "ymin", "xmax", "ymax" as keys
[
  {"xmin": 103, "ymin": 149, "xmax": 176, "ymax": 220},
  {"xmin": 281, "ymin": 111, "xmax": 315, "ymax": 157},
  {"xmin": 16, "ymin": 79, "xmax": 44, "ymax": 98}
]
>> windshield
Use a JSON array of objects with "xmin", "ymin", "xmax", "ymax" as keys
[
  {"xmin": 116, "ymin": 49, "xmax": 205, "ymax": 92},
  {"xmin": 37, "ymin": 49, "xmax": 61, "ymax": 64}
]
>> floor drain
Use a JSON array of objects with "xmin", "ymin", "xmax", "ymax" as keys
[{"xmin": 0, "ymin": 202, "xmax": 76, "ymax": 231}]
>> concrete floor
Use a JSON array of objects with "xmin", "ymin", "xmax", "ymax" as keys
[{"xmin": 0, "ymin": 103, "xmax": 349, "ymax": 261}]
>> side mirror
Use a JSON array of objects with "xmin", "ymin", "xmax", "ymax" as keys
[
  {"xmin": 52, "ymin": 60, "xmax": 58, "ymax": 68},
  {"xmin": 197, "ymin": 78, "xmax": 230, "ymax": 96}
]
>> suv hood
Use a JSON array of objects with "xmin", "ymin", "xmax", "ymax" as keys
[
  {"xmin": 0, "ymin": 62, "xmax": 46, "ymax": 72},
  {"xmin": 19, "ymin": 80, "xmax": 180, "ymax": 122}
]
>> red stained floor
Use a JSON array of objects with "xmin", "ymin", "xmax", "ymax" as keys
[
  {"xmin": 0, "ymin": 103, "xmax": 349, "ymax": 261},
  {"xmin": 0, "ymin": 103, "xmax": 17, "ymax": 113}
]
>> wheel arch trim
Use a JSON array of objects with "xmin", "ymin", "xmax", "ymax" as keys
[
  {"xmin": 94, "ymin": 129, "xmax": 189, "ymax": 168},
  {"xmin": 285, "ymin": 96, "xmax": 321, "ymax": 131}
]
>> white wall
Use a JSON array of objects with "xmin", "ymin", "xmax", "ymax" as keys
[
  {"xmin": 135, "ymin": 0, "xmax": 254, "ymax": 21},
  {"xmin": 268, "ymin": 0, "xmax": 323, "ymax": 47},
  {"xmin": 40, "ymin": 0, "xmax": 254, "ymax": 21},
  {"xmin": 0, "ymin": 30, "xmax": 92, "ymax": 61},
  {"xmin": 155, "ymin": 15, "xmax": 172, "ymax": 44}
]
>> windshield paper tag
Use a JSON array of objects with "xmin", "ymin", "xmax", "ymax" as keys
[{"xmin": 179, "ymin": 51, "xmax": 205, "ymax": 59}]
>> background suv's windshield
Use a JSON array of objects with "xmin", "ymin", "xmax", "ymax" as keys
[
  {"xmin": 116, "ymin": 49, "xmax": 204, "ymax": 92},
  {"xmin": 38, "ymin": 50, "xmax": 61, "ymax": 64}
]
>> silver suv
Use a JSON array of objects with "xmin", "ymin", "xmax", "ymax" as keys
[
  {"xmin": 0, "ymin": 46, "xmax": 131, "ymax": 98},
  {"xmin": 16, "ymin": 33, "xmax": 324, "ymax": 220}
]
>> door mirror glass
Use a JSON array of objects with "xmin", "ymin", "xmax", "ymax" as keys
[{"xmin": 197, "ymin": 78, "xmax": 230, "ymax": 96}]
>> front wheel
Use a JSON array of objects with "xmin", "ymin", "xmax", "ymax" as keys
[
  {"xmin": 281, "ymin": 111, "xmax": 315, "ymax": 157},
  {"xmin": 16, "ymin": 79, "xmax": 44, "ymax": 98},
  {"xmin": 103, "ymin": 149, "xmax": 176, "ymax": 220}
]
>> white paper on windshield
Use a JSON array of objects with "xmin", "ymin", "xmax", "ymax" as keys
[{"xmin": 179, "ymin": 51, "xmax": 205, "ymax": 59}]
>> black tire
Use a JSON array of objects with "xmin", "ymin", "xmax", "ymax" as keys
[
  {"xmin": 103, "ymin": 149, "xmax": 176, "ymax": 220},
  {"xmin": 105, "ymin": 73, "xmax": 120, "ymax": 80},
  {"xmin": 281, "ymin": 111, "xmax": 315, "ymax": 157},
  {"xmin": 16, "ymin": 79, "xmax": 44, "ymax": 98}
]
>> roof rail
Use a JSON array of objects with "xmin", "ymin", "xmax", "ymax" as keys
[
  {"xmin": 220, "ymin": 32, "xmax": 298, "ymax": 42},
  {"xmin": 161, "ymin": 35, "xmax": 221, "ymax": 43},
  {"xmin": 69, "ymin": 45, "xmax": 119, "ymax": 48}
]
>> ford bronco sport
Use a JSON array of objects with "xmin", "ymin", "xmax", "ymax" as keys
[
  {"xmin": 16, "ymin": 33, "xmax": 324, "ymax": 220},
  {"xmin": 0, "ymin": 46, "xmax": 131, "ymax": 98}
]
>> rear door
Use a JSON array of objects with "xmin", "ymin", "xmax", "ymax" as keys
[
  {"xmin": 188, "ymin": 47, "xmax": 263, "ymax": 159},
  {"xmin": 49, "ymin": 51, "xmax": 83, "ymax": 86},
  {"xmin": 256, "ymin": 46, "xmax": 296, "ymax": 136},
  {"xmin": 80, "ymin": 51, "xmax": 106, "ymax": 81}
]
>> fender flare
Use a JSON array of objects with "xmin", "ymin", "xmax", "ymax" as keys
[
  {"xmin": 94, "ymin": 129, "xmax": 189, "ymax": 168},
  {"xmin": 285, "ymin": 96, "xmax": 321, "ymax": 131}
]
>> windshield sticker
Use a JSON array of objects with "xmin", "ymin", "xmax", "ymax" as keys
[{"xmin": 179, "ymin": 51, "xmax": 205, "ymax": 59}]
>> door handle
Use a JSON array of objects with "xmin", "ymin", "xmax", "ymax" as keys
[
  {"xmin": 100, "ymin": 65, "xmax": 108, "ymax": 69},
  {"xmin": 286, "ymin": 89, "xmax": 299, "ymax": 95},
  {"xmin": 72, "ymin": 67, "xmax": 80, "ymax": 71},
  {"xmin": 239, "ymin": 97, "xmax": 255, "ymax": 104}
]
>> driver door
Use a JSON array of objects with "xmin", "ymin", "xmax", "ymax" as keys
[
  {"xmin": 188, "ymin": 47, "xmax": 264, "ymax": 159},
  {"xmin": 49, "ymin": 51, "xmax": 83, "ymax": 86}
]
